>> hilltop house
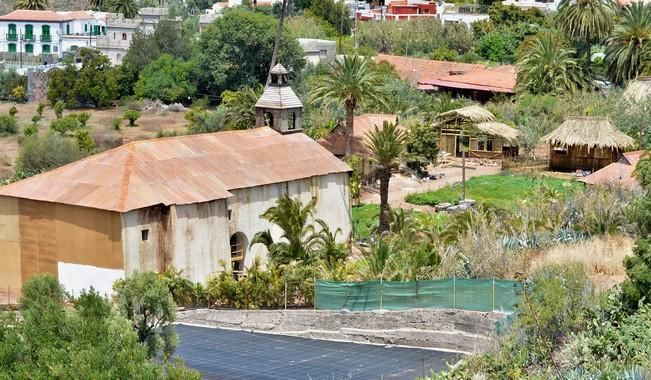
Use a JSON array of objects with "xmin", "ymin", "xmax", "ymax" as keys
[
  {"xmin": 0, "ymin": 10, "xmax": 103, "ymax": 62},
  {"xmin": 0, "ymin": 64, "xmax": 352, "ymax": 296}
]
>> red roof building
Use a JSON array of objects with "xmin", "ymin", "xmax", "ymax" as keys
[
  {"xmin": 579, "ymin": 151, "xmax": 646, "ymax": 190},
  {"xmin": 376, "ymin": 54, "xmax": 517, "ymax": 101}
]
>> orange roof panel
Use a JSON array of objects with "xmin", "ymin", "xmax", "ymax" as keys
[{"xmin": 0, "ymin": 128, "xmax": 350, "ymax": 212}]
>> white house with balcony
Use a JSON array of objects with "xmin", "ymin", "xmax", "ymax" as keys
[
  {"xmin": 0, "ymin": 10, "xmax": 104, "ymax": 62},
  {"xmin": 96, "ymin": 8, "xmax": 170, "ymax": 65}
]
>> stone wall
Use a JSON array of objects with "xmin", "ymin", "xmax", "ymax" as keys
[{"xmin": 178, "ymin": 308, "xmax": 509, "ymax": 354}]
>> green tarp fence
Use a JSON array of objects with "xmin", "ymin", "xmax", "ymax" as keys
[{"xmin": 315, "ymin": 278, "xmax": 522, "ymax": 313}]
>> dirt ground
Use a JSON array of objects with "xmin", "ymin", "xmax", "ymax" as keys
[
  {"xmin": 360, "ymin": 162, "xmax": 502, "ymax": 210},
  {"xmin": 0, "ymin": 102, "xmax": 189, "ymax": 179}
]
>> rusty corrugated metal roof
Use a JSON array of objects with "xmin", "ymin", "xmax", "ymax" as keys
[
  {"xmin": 0, "ymin": 128, "xmax": 351, "ymax": 213},
  {"xmin": 579, "ymin": 150, "xmax": 646, "ymax": 189}
]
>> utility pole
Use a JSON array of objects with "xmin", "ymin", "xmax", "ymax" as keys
[
  {"xmin": 354, "ymin": 0, "xmax": 359, "ymax": 51},
  {"xmin": 338, "ymin": 0, "xmax": 345, "ymax": 53},
  {"xmin": 266, "ymin": 0, "xmax": 288, "ymax": 85}
]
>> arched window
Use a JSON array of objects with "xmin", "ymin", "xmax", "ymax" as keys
[
  {"xmin": 116, "ymin": 53, "xmax": 122, "ymax": 62},
  {"xmin": 121, "ymin": 33, "xmax": 127, "ymax": 40},
  {"xmin": 230, "ymin": 232, "xmax": 247, "ymax": 274},
  {"xmin": 263, "ymin": 112, "xmax": 274, "ymax": 128}
]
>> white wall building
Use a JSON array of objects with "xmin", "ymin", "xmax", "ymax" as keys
[
  {"xmin": 298, "ymin": 38, "xmax": 337, "ymax": 65},
  {"xmin": 501, "ymin": 0, "xmax": 560, "ymax": 12},
  {"xmin": 96, "ymin": 8, "xmax": 170, "ymax": 65},
  {"xmin": 0, "ymin": 10, "xmax": 104, "ymax": 60}
]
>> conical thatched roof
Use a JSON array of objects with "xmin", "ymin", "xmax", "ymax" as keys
[
  {"xmin": 540, "ymin": 116, "xmax": 635, "ymax": 150},
  {"xmin": 476, "ymin": 121, "xmax": 521, "ymax": 144},
  {"xmin": 437, "ymin": 105, "xmax": 496, "ymax": 123},
  {"xmin": 623, "ymin": 77, "xmax": 651, "ymax": 103}
]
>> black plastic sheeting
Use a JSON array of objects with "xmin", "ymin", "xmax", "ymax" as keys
[{"xmin": 174, "ymin": 324, "xmax": 461, "ymax": 380}]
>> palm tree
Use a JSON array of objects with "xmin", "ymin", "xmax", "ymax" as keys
[
  {"xmin": 365, "ymin": 121, "xmax": 407, "ymax": 234},
  {"xmin": 14, "ymin": 0, "xmax": 48, "ymax": 10},
  {"xmin": 556, "ymin": 0, "xmax": 616, "ymax": 68},
  {"xmin": 311, "ymin": 55, "xmax": 388, "ymax": 156},
  {"xmin": 517, "ymin": 33, "xmax": 589, "ymax": 95},
  {"xmin": 222, "ymin": 86, "xmax": 263, "ymax": 130},
  {"xmin": 109, "ymin": 0, "xmax": 139, "ymax": 19},
  {"xmin": 312, "ymin": 220, "xmax": 348, "ymax": 270},
  {"xmin": 605, "ymin": 2, "xmax": 651, "ymax": 85},
  {"xmin": 88, "ymin": 0, "xmax": 106, "ymax": 10},
  {"xmin": 250, "ymin": 196, "xmax": 319, "ymax": 265}
]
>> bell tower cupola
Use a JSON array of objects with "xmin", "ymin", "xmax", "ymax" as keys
[{"xmin": 255, "ymin": 63, "xmax": 303, "ymax": 134}]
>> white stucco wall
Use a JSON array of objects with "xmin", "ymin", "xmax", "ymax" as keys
[
  {"xmin": 171, "ymin": 200, "xmax": 230, "ymax": 283},
  {"xmin": 58, "ymin": 261, "xmax": 124, "ymax": 298},
  {"xmin": 229, "ymin": 172, "xmax": 351, "ymax": 269}
]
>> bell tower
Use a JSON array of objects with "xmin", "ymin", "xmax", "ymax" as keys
[{"xmin": 255, "ymin": 64, "xmax": 303, "ymax": 134}]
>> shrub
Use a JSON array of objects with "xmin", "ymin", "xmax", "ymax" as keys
[
  {"xmin": 31, "ymin": 115, "xmax": 41, "ymax": 125},
  {"xmin": 8, "ymin": 106, "xmax": 18, "ymax": 117},
  {"xmin": 11, "ymin": 85, "xmax": 26, "ymax": 102},
  {"xmin": 75, "ymin": 129, "xmax": 96, "ymax": 153},
  {"xmin": 76, "ymin": 111, "xmax": 91, "ymax": 127},
  {"xmin": 0, "ymin": 114, "xmax": 18, "ymax": 135},
  {"xmin": 36, "ymin": 102, "xmax": 45, "ymax": 117},
  {"xmin": 23, "ymin": 124, "xmax": 38, "ymax": 137},
  {"xmin": 50, "ymin": 114, "xmax": 81, "ymax": 136},
  {"xmin": 16, "ymin": 131, "xmax": 85, "ymax": 175},
  {"xmin": 159, "ymin": 266, "xmax": 207, "ymax": 308},
  {"xmin": 112, "ymin": 118, "xmax": 121, "ymax": 130},
  {"xmin": 54, "ymin": 100, "xmax": 64, "ymax": 119},
  {"xmin": 124, "ymin": 110, "xmax": 141, "ymax": 126},
  {"xmin": 429, "ymin": 47, "xmax": 458, "ymax": 61}
]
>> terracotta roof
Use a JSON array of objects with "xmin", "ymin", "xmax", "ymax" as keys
[
  {"xmin": 0, "ymin": 10, "xmax": 79, "ymax": 22},
  {"xmin": 0, "ymin": 128, "xmax": 350, "ymax": 213},
  {"xmin": 318, "ymin": 114, "xmax": 401, "ymax": 156},
  {"xmin": 59, "ymin": 11, "xmax": 95, "ymax": 20},
  {"xmin": 376, "ymin": 54, "xmax": 516, "ymax": 94},
  {"xmin": 579, "ymin": 150, "xmax": 646, "ymax": 189}
]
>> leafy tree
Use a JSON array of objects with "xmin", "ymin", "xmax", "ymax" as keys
[
  {"xmin": 88, "ymin": 0, "xmax": 106, "ymax": 10},
  {"xmin": 307, "ymin": 0, "xmax": 351, "ymax": 35},
  {"xmin": 120, "ymin": 20, "xmax": 192, "ymax": 95},
  {"xmin": 605, "ymin": 2, "xmax": 651, "ymax": 85},
  {"xmin": 556, "ymin": 0, "xmax": 616, "ymax": 67},
  {"xmin": 517, "ymin": 32, "xmax": 588, "ymax": 94},
  {"xmin": 135, "ymin": 54, "xmax": 196, "ymax": 103},
  {"xmin": 0, "ymin": 114, "xmax": 18, "ymax": 135},
  {"xmin": 16, "ymin": 131, "xmax": 85, "ymax": 175},
  {"xmin": 0, "ymin": 70, "xmax": 26, "ymax": 101},
  {"xmin": 109, "ymin": 0, "xmax": 139, "ymax": 18},
  {"xmin": 477, "ymin": 29, "xmax": 520, "ymax": 63},
  {"xmin": 13, "ymin": 0, "xmax": 47, "ymax": 10},
  {"xmin": 185, "ymin": 108, "xmax": 225, "ymax": 134},
  {"xmin": 113, "ymin": 272, "xmax": 178, "ymax": 359},
  {"xmin": 365, "ymin": 121, "xmax": 407, "ymax": 234},
  {"xmin": 11, "ymin": 85, "xmax": 26, "ymax": 102},
  {"xmin": 194, "ymin": 8, "xmax": 305, "ymax": 97},
  {"xmin": 0, "ymin": 275, "xmax": 198, "ymax": 379},
  {"xmin": 311, "ymin": 55, "xmax": 387, "ymax": 156},
  {"xmin": 285, "ymin": 15, "xmax": 337, "ymax": 39},
  {"xmin": 222, "ymin": 86, "xmax": 263, "ymax": 130},
  {"xmin": 75, "ymin": 49, "xmax": 119, "ymax": 107},
  {"xmin": 251, "ymin": 196, "xmax": 319, "ymax": 265},
  {"xmin": 124, "ymin": 110, "xmax": 141, "ymax": 126},
  {"xmin": 47, "ymin": 64, "xmax": 78, "ymax": 107},
  {"xmin": 406, "ymin": 120, "xmax": 439, "ymax": 170},
  {"xmin": 488, "ymin": 3, "xmax": 548, "ymax": 28},
  {"xmin": 24, "ymin": 124, "xmax": 38, "ymax": 136},
  {"xmin": 623, "ymin": 157, "xmax": 651, "ymax": 309},
  {"xmin": 75, "ymin": 129, "xmax": 96, "ymax": 153}
]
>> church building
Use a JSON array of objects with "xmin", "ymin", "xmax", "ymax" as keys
[{"xmin": 0, "ymin": 64, "xmax": 352, "ymax": 296}]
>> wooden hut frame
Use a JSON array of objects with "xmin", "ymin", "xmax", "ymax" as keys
[{"xmin": 435, "ymin": 106, "xmax": 521, "ymax": 159}]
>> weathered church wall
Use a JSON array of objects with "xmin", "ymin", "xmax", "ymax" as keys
[
  {"xmin": 121, "ymin": 205, "xmax": 172, "ymax": 276},
  {"xmin": 0, "ymin": 197, "xmax": 124, "ymax": 297},
  {"xmin": 228, "ymin": 172, "xmax": 351, "ymax": 268},
  {"xmin": 170, "ymin": 200, "xmax": 230, "ymax": 283}
]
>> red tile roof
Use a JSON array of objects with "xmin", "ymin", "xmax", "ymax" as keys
[
  {"xmin": 579, "ymin": 150, "xmax": 646, "ymax": 189},
  {"xmin": 376, "ymin": 54, "xmax": 516, "ymax": 94},
  {"xmin": 0, "ymin": 10, "xmax": 94, "ymax": 22},
  {"xmin": 0, "ymin": 128, "xmax": 350, "ymax": 213},
  {"xmin": 318, "ymin": 114, "xmax": 402, "ymax": 156}
]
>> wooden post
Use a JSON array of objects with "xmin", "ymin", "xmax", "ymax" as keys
[{"xmin": 284, "ymin": 282, "xmax": 288, "ymax": 310}]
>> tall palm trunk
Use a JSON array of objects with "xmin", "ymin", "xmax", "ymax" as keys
[
  {"xmin": 267, "ymin": 0, "xmax": 288, "ymax": 85},
  {"xmin": 345, "ymin": 100, "xmax": 355, "ymax": 156},
  {"xmin": 378, "ymin": 167, "xmax": 391, "ymax": 234},
  {"xmin": 586, "ymin": 36, "xmax": 591, "ymax": 72}
]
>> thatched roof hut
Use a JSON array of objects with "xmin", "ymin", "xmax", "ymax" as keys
[
  {"xmin": 541, "ymin": 116, "xmax": 635, "ymax": 171},
  {"xmin": 623, "ymin": 77, "xmax": 651, "ymax": 103},
  {"xmin": 435, "ymin": 105, "xmax": 521, "ymax": 159}
]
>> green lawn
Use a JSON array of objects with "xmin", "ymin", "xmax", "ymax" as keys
[
  {"xmin": 352, "ymin": 203, "xmax": 450, "ymax": 240},
  {"xmin": 405, "ymin": 174, "xmax": 582, "ymax": 210}
]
